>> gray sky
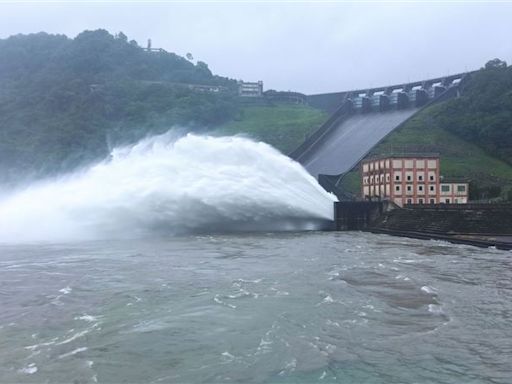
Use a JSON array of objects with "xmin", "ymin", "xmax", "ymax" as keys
[{"xmin": 0, "ymin": 1, "xmax": 511, "ymax": 94}]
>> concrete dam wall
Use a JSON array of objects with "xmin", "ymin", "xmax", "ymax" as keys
[
  {"xmin": 373, "ymin": 204, "xmax": 512, "ymax": 236},
  {"xmin": 332, "ymin": 202, "xmax": 512, "ymax": 249},
  {"xmin": 291, "ymin": 73, "xmax": 470, "ymax": 185},
  {"xmin": 299, "ymin": 108, "xmax": 419, "ymax": 177}
]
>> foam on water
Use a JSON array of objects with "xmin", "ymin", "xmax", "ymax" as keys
[
  {"xmin": 18, "ymin": 363, "xmax": 38, "ymax": 375},
  {"xmin": 421, "ymin": 285, "xmax": 437, "ymax": 294},
  {"xmin": 0, "ymin": 133, "xmax": 336, "ymax": 243},
  {"xmin": 58, "ymin": 347, "xmax": 88, "ymax": 359},
  {"xmin": 428, "ymin": 304, "xmax": 444, "ymax": 315},
  {"xmin": 59, "ymin": 286, "xmax": 72, "ymax": 294},
  {"xmin": 75, "ymin": 315, "xmax": 100, "ymax": 322},
  {"xmin": 56, "ymin": 329, "xmax": 91, "ymax": 345}
]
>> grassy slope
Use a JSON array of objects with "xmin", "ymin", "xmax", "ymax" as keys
[
  {"xmin": 340, "ymin": 106, "xmax": 512, "ymax": 197},
  {"xmin": 212, "ymin": 103, "xmax": 327, "ymax": 154}
]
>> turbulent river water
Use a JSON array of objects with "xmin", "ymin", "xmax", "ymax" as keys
[{"xmin": 1, "ymin": 232, "xmax": 511, "ymax": 383}]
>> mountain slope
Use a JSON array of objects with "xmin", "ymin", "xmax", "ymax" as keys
[{"xmin": 0, "ymin": 30, "xmax": 238, "ymax": 181}]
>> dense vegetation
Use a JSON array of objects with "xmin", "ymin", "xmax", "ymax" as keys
[
  {"xmin": 433, "ymin": 59, "xmax": 512, "ymax": 164},
  {"xmin": 0, "ymin": 30, "xmax": 239, "ymax": 181}
]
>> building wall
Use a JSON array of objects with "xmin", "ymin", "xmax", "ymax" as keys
[
  {"xmin": 439, "ymin": 183, "xmax": 469, "ymax": 204},
  {"xmin": 362, "ymin": 156, "xmax": 441, "ymax": 207},
  {"xmin": 238, "ymin": 81, "xmax": 263, "ymax": 97}
]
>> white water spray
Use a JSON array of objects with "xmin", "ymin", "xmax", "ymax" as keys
[{"xmin": 0, "ymin": 133, "xmax": 337, "ymax": 243}]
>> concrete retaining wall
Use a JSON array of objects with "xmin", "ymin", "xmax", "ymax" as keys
[{"xmin": 372, "ymin": 204, "xmax": 512, "ymax": 235}]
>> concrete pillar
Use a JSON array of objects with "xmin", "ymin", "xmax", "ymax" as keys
[
  {"xmin": 415, "ymin": 89, "xmax": 429, "ymax": 107},
  {"xmin": 361, "ymin": 97, "xmax": 372, "ymax": 113},
  {"xmin": 433, "ymin": 85, "xmax": 446, "ymax": 98},
  {"xmin": 345, "ymin": 99, "xmax": 355, "ymax": 113},
  {"xmin": 379, "ymin": 94, "xmax": 390, "ymax": 112},
  {"xmin": 397, "ymin": 92, "xmax": 409, "ymax": 109},
  {"xmin": 441, "ymin": 78, "xmax": 452, "ymax": 87}
]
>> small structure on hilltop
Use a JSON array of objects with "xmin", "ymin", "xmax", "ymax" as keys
[
  {"xmin": 144, "ymin": 39, "xmax": 166, "ymax": 53},
  {"xmin": 238, "ymin": 80, "xmax": 263, "ymax": 97},
  {"xmin": 361, "ymin": 154, "xmax": 469, "ymax": 206}
]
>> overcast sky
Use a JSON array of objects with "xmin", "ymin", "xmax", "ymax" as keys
[{"xmin": 0, "ymin": 1, "xmax": 511, "ymax": 94}]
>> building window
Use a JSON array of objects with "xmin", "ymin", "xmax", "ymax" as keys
[
  {"xmin": 407, "ymin": 175, "xmax": 412, "ymax": 181},
  {"xmin": 395, "ymin": 185, "xmax": 400, "ymax": 192},
  {"xmin": 430, "ymin": 175, "xmax": 435, "ymax": 181},
  {"xmin": 386, "ymin": 175, "xmax": 390, "ymax": 182},
  {"xmin": 407, "ymin": 199, "xmax": 412, "ymax": 204},
  {"xmin": 457, "ymin": 185, "xmax": 466, "ymax": 192},
  {"xmin": 418, "ymin": 185, "xmax": 424, "ymax": 191},
  {"xmin": 418, "ymin": 175, "xmax": 423, "ymax": 181},
  {"xmin": 441, "ymin": 185, "xmax": 450, "ymax": 192},
  {"xmin": 418, "ymin": 199, "xmax": 424, "ymax": 204},
  {"xmin": 395, "ymin": 175, "xmax": 400, "ymax": 181},
  {"xmin": 430, "ymin": 199, "xmax": 435, "ymax": 204},
  {"xmin": 455, "ymin": 198, "xmax": 459, "ymax": 203},
  {"xmin": 429, "ymin": 186, "xmax": 435, "ymax": 191},
  {"xmin": 445, "ymin": 198, "xmax": 450, "ymax": 203},
  {"xmin": 407, "ymin": 186, "xmax": 412, "ymax": 192}
]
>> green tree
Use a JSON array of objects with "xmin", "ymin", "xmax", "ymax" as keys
[
  {"xmin": 484, "ymin": 58, "xmax": 507, "ymax": 70},
  {"xmin": 0, "ymin": 29, "xmax": 239, "ymax": 183}
]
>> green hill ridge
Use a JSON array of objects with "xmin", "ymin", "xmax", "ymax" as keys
[{"xmin": 0, "ymin": 30, "xmax": 239, "ymax": 182}]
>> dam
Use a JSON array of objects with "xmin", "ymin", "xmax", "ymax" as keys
[
  {"xmin": 292, "ymin": 71, "xmax": 512, "ymax": 249},
  {"xmin": 291, "ymin": 73, "xmax": 469, "ymax": 189},
  {"xmin": 298, "ymin": 109, "xmax": 419, "ymax": 177}
]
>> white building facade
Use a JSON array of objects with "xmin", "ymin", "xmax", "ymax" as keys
[{"xmin": 238, "ymin": 81, "xmax": 263, "ymax": 97}]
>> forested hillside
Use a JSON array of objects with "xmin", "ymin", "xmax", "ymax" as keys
[
  {"xmin": 0, "ymin": 30, "xmax": 239, "ymax": 181},
  {"xmin": 433, "ymin": 59, "xmax": 512, "ymax": 164}
]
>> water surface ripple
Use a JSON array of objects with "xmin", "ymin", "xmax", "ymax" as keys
[{"xmin": 1, "ymin": 232, "xmax": 511, "ymax": 383}]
